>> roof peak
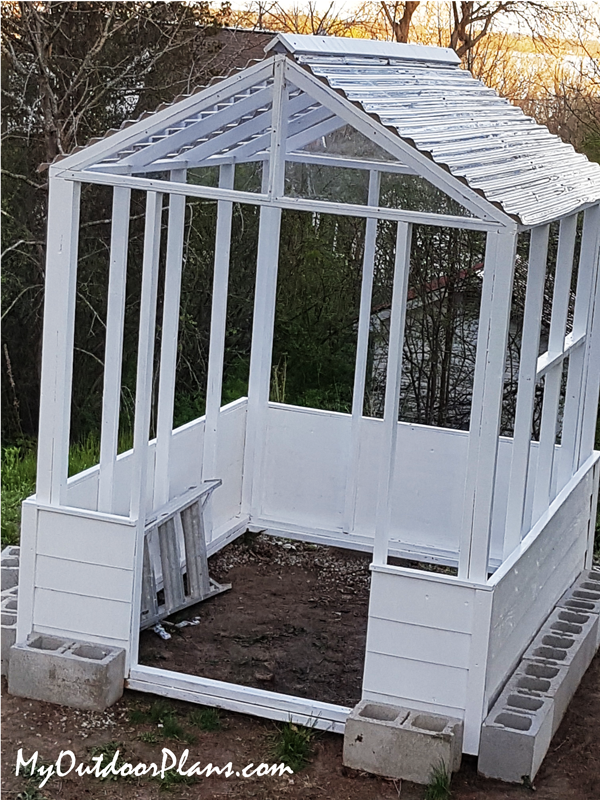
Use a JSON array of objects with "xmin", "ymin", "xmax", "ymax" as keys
[{"xmin": 265, "ymin": 33, "xmax": 460, "ymax": 65}]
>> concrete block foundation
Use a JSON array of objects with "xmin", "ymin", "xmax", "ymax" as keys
[
  {"xmin": 479, "ymin": 582, "xmax": 600, "ymax": 783},
  {"xmin": 8, "ymin": 634, "xmax": 126, "ymax": 710},
  {"xmin": 557, "ymin": 570, "xmax": 600, "ymax": 646},
  {"xmin": 478, "ymin": 694, "xmax": 554, "ymax": 783},
  {"xmin": 1, "ymin": 546, "xmax": 20, "ymax": 591},
  {"xmin": 1, "ymin": 592, "xmax": 18, "ymax": 677},
  {"xmin": 343, "ymin": 700, "xmax": 463, "ymax": 784}
]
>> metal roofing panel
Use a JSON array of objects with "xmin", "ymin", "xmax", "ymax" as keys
[
  {"xmin": 266, "ymin": 33, "xmax": 460, "ymax": 65},
  {"xmin": 293, "ymin": 47, "xmax": 600, "ymax": 226}
]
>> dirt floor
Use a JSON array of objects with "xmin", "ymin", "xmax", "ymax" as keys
[
  {"xmin": 139, "ymin": 534, "xmax": 372, "ymax": 706},
  {"xmin": 2, "ymin": 535, "xmax": 600, "ymax": 799}
]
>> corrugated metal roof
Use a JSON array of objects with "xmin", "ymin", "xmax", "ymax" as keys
[{"xmin": 274, "ymin": 34, "xmax": 600, "ymax": 226}]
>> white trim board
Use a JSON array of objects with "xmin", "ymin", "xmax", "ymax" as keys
[{"xmin": 128, "ymin": 665, "xmax": 350, "ymax": 734}]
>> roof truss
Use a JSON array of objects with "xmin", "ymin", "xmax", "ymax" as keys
[{"xmin": 57, "ymin": 53, "xmax": 511, "ymax": 226}]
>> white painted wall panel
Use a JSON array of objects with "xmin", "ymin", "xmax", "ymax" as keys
[
  {"xmin": 367, "ymin": 617, "xmax": 471, "ymax": 668},
  {"xmin": 486, "ymin": 462, "xmax": 596, "ymax": 702},
  {"xmin": 64, "ymin": 466, "xmax": 99, "ymax": 509},
  {"xmin": 261, "ymin": 405, "xmax": 347, "ymax": 529},
  {"xmin": 363, "ymin": 651, "xmax": 469, "ymax": 709},
  {"xmin": 363, "ymin": 568, "xmax": 475, "ymax": 729},
  {"xmin": 367, "ymin": 570, "xmax": 475, "ymax": 633},
  {"xmin": 261, "ymin": 404, "xmax": 518, "ymax": 558},
  {"xmin": 34, "ymin": 587, "xmax": 131, "ymax": 641},
  {"xmin": 35, "ymin": 555, "xmax": 133, "ymax": 603},
  {"xmin": 58, "ymin": 399, "xmax": 247, "ymax": 534},
  {"xmin": 36, "ymin": 509, "xmax": 136, "ymax": 568}
]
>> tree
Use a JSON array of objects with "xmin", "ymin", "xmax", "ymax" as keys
[{"xmin": 1, "ymin": 1, "xmax": 231, "ymax": 440}]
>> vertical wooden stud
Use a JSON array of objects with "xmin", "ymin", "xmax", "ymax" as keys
[
  {"xmin": 459, "ymin": 227, "xmax": 518, "ymax": 582},
  {"xmin": 98, "ymin": 187, "xmax": 131, "ymax": 512},
  {"xmin": 576, "ymin": 218, "xmax": 600, "ymax": 469},
  {"xmin": 559, "ymin": 207, "xmax": 600, "ymax": 484},
  {"xmin": 531, "ymin": 214, "xmax": 577, "ymax": 522},
  {"xmin": 242, "ymin": 56, "xmax": 287, "ymax": 517},
  {"xmin": 202, "ymin": 164, "xmax": 235, "ymax": 483},
  {"xmin": 130, "ymin": 191, "xmax": 163, "ymax": 521},
  {"xmin": 36, "ymin": 174, "xmax": 81, "ymax": 505},
  {"xmin": 154, "ymin": 171, "xmax": 187, "ymax": 509},
  {"xmin": 344, "ymin": 171, "xmax": 381, "ymax": 534},
  {"xmin": 503, "ymin": 225, "xmax": 549, "ymax": 558},
  {"xmin": 372, "ymin": 222, "xmax": 412, "ymax": 565}
]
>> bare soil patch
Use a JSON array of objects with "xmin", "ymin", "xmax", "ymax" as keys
[{"xmin": 139, "ymin": 534, "xmax": 371, "ymax": 706}]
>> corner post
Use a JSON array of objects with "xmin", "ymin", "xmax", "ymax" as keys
[{"xmin": 36, "ymin": 171, "xmax": 81, "ymax": 506}]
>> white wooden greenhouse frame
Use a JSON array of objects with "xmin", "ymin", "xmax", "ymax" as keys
[{"xmin": 17, "ymin": 35, "xmax": 600, "ymax": 754}]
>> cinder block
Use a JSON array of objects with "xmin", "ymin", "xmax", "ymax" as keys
[
  {"xmin": 479, "ymin": 693, "xmax": 554, "ymax": 783},
  {"xmin": 1, "ymin": 605, "xmax": 18, "ymax": 677},
  {"xmin": 343, "ymin": 700, "xmax": 463, "ymax": 784},
  {"xmin": 523, "ymin": 605, "xmax": 598, "ymax": 690},
  {"xmin": 509, "ymin": 659, "xmax": 573, "ymax": 736},
  {"xmin": 1, "ymin": 547, "xmax": 19, "ymax": 592},
  {"xmin": 557, "ymin": 570, "xmax": 600, "ymax": 646},
  {"xmin": 8, "ymin": 635, "xmax": 125, "ymax": 710}
]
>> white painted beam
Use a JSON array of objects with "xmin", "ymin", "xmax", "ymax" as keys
[
  {"xmin": 532, "ymin": 214, "xmax": 577, "ymax": 521},
  {"xmin": 59, "ymin": 169, "xmax": 505, "ymax": 232},
  {"xmin": 503, "ymin": 225, "xmax": 549, "ymax": 558},
  {"xmin": 202, "ymin": 164, "xmax": 235, "ymax": 482},
  {"xmin": 373, "ymin": 222, "xmax": 412, "ymax": 565},
  {"xmin": 344, "ymin": 170, "xmax": 380, "ymax": 534},
  {"xmin": 36, "ymin": 177, "xmax": 81, "ymax": 505},
  {"xmin": 130, "ymin": 192, "xmax": 163, "ymax": 521},
  {"xmin": 559, "ymin": 206, "xmax": 600, "ymax": 485},
  {"xmin": 242, "ymin": 58, "xmax": 287, "ymax": 518},
  {"xmin": 98, "ymin": 187, "xmax": 132, "ymax": 513},
  {"xmin": 576, "ymin": 206, "xmax": 600, "ymax": 469},
  {"xmin": 154, "ymin": 170, "xmax": 187, "ymax": 509},
  {"xmin": 459, "ymin": 228, "xmax": 518, "ymax": 581}
]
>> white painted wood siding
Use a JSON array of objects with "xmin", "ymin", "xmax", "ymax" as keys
[
  {"xmin": 61, "ymin": 399, "xmax": 247, "ymax": 537},
  {"xmin": 362, "ymin": 567, "xmax": 476, "ymax": 721},
  {"xmin": 486, "ymin": 456, "xmax": 599, "ymax": 703},
  {"xmin": 29, "ymin": 508, "xmax": 137, "ymax": 657},
  {"xmin": 260, "ymin": 404, "xmax": 528, "ymax": 562}
]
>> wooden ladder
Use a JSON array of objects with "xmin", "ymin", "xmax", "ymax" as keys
[{"xmin": 140, "ymin": 480, "xmax": 230, "ymax": 629}]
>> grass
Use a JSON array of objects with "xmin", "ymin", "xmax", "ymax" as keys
[
  {"xmin": 1, "ymin": 433, "xmax": 133, "ymax": 548},
  {"xmin": 1, "ymin": 443, "xmax": 37, "ymax": 547},
  {"xmin": 269, "ymin": 722, "xmax": 315, "ymax": 773},
  {"xmin": 188, "ymin": 707, "xmax": 222, "ymax": 732},
  {"xmin": 424, "ymin": 760, "xmax": 452, "ymax": 800},
  {"xmin": 88, "ymin": 741, "xmax": 130, "ymax": 781},
  {"xmin": 129, "ymin": 700, "xmax": 196, "ymax": 744}
]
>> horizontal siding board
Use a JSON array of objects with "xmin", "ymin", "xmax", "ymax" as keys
[
  {"xmin": 36, "ymin": 510, "xmax": 136, "ymax": 568},
  {"xmin": 363, "ymin": 651, "xmax": 468, "ymax": 708},
  {"xmin": 363, "ymin": 689, "xmax": 464, "ymax": 720},
  {"xmin": 35, "ymin": 555, "xmax": 133, "ymax": 603},
  {"xmin": 34, "ymin": 588, "xmax": 131, "ymax": 641},
  {"xmin": 367, "ymin": 616, "xmax": 471, "ymax": 668},
  {"xmin": 34, "ymin": 624, "xmax": 128, "ymax": 653},
  {"xmin": 368, "ymin": 571, "xmax": 475, "ymax": 633}
]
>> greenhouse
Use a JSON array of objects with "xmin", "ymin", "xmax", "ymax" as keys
[{"xmin": 14, "ymin": 34, "xmax": 600, "ymax": 758}]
